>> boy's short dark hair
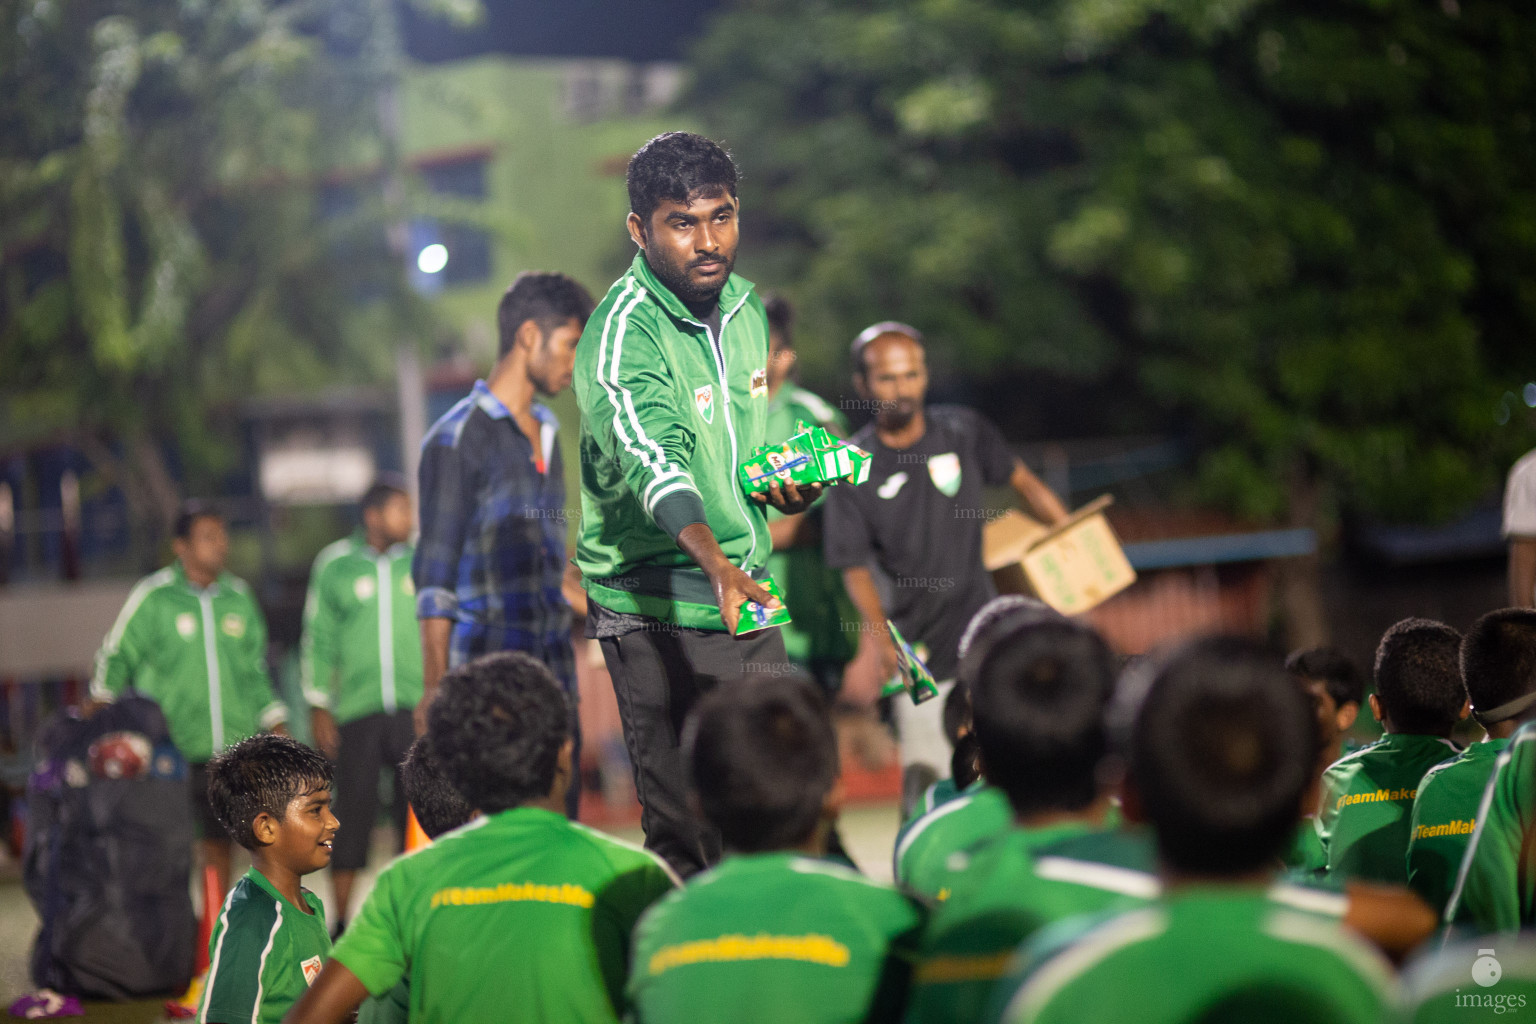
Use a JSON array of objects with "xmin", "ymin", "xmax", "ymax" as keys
[
  {"xmin": 400, "ymin": 737, "xmax": 476, "ymax": 839},
  {"xmin": 1461, "ymin": 609, "xmax": 1536, "ymax": 724},
  {"xmin": 684, "ymin": 676, "xmax": 836, "ymax": 853},
  {"xmin": 425, "ymin": 652, "xmax": 570, "ymax": 815},
  {"xmin": 1284, "ymin": 646, "xmax": 1365, "ymax": 709},
  {"xmin": 764, "ymin": 294, "xmax": 794, "ymax": 346},
  {"xmin": 207, "ymin": 734, "xmax": 333, "ymax": 851},
  {"xmin": 496, "ymin": 272, "xmax": 595, "ymax": 359},
  {"xmin": 626, "ymin": 132, "xmax": 739, "ymax": 224},
  {"xmin": 360, "ymin": 473, "xmax": 409, "ymax": 514},
  {"xmin": 967, "ymin": 619, "xmax": 1118, "ymax": 817},
  {"xmin": 1374, "ymin": 618, "xmax": 1466, "ymax": 734},
  {"xmin": 1130, "ymin": 636, "xmax": 1317, "ymax": 875},
  {"xmin": 173, "ymin": 499, "xmax": 224, "ymax": 540}
]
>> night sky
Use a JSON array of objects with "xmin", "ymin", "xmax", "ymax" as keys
[{"xmin": 401, "ymin": 0, "xmax": 728, "ymax": 62}]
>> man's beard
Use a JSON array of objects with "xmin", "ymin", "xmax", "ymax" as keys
[{"xmin": 651, "ymin": 248, "xmax": 734, "ymax": 307}]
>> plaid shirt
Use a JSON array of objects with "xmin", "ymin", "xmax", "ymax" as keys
[{"xmin": 413, "ymin": 381, "xmax": 575, "ymax": 690}]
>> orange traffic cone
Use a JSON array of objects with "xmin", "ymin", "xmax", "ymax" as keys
[
  {"xmin": 405, "ymin": 807, "xmax": 430, "ymax": 852},
  {"xmin": 166, "ymin": 864, "xmax": 221, "ymax": 1017}
]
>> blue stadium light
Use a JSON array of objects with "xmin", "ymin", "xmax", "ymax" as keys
[{"xmin": 417, "ymin": 243, "xmax": 449, "ymax": 274}]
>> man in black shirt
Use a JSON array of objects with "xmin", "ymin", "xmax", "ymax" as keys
[{"xmin": 822, "ymin": 322, "xmax": 1068, "ymax": 808}]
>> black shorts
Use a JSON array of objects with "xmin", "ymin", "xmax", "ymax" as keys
[
  {"xmin": 331, "ymin": 710, "xmax": 416, "ymax": 872},
  {"xmin": 187, "ymin": 762, "xmax": 227, "ymax": 842}
]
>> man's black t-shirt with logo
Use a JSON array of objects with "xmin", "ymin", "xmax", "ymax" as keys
[{"xmin": 822, "ymin": 405, "xmax": 1017, "ymax": 681}]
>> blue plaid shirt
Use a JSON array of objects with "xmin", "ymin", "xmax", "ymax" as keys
[{"xmin": 413, "ymin": 381, "xmax": 575, "ymax": 690}]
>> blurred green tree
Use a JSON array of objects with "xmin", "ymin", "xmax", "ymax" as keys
[
  {"xmin": 689, "ymin": 0, "xmax": 1536, "ymax": 642},
  {"xmin": 0, "ymin": 0, "xmax": 475, "ymax": 562}
]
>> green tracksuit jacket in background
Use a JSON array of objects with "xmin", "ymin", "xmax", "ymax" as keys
[
  {"xmin": 574, "ymin": 253, "xmax": 772, "ymax": 630},
  {"xmin": 91, "ymin": 561, "xmax": 285, "ymax": 762},
  {"xmin": 1405, "ymin": 737, "xmax": 1508, "ymax": 914},
  {"xmin": 299, "ymin": 533, "xmax": 423, "ymax": 725},
  {"xmin": 1317, "ymin": 732, "xmax": 1460, "ymax": 884},
  {"xmin": 1447, "ymin": 723, "xmax": 1536, "ymax": 932}
]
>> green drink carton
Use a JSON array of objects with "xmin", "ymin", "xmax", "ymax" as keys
[
  {"xmin": 734, "ymin": 577, "xmax": 793, "ymax": 636},
  {"xmin": 739, "ymin": 422, "xmax": 873, "ymax": 497},
  {"xmin": 879, "ymin": 620, "xmax": 941, "ymax": 704}
]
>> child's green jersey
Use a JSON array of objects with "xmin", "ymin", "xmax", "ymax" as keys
[
  {"xmin": 330, "ymin": 807, "xmax": 675, "ymax": 1024},
  {"xmin": 1447, "ymin": 724, "xmax": 1536, "ymax": 932},
  {"xmin": 91, "ymin": 563, "xmax": 286, "ymax": 762},
  {"xmin": 908, "ymin": 824, "xmax": 1157, "ymax": 1024},
  {"xmin": 894, "ymin": 783, "xmax": 1012, "ymax": 903},
  {"xmin": 199, "ymin": 869, "xmax": 329, "ymax": 1024},
  {"xmin": 299, "ymin": 533, "xmax": 423, "ymax": 725},
  {"xmin": 627, "ymin": 852, "xmax": 921, "ymax": 1024},
  {"xmin": 1318, "ymin": 733, "xmax": 1461, "ymax": 883},
  {"xmin": 1406, "ymin": 738, "xmax": 1508, "ymax": 914},
  {"xmin": 984, "ymin": 888, "xmax": 1395, "ymax": 1024}
]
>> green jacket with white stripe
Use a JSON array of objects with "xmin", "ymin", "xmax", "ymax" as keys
[
  {"xmin": 91, "ymin": 561, "xmax": 285, "ymax": 763},
  {"xmin": 299, "ymin": 532, "xmax": 423, "ymax": 726},
  {"xmin": 574, "ymin": 252, "xmax": 772, "ymax": 629}
]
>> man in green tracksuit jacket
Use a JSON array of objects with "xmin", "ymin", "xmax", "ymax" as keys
[
  {"xmin": 90, "ymin": 501, "xmax": 287, "ymax": 896},
  {"xmin": 575, "ymin": 132, "xmax": 818, "ymax": 877},
  {"xmin": 301, "ymin": 475, "xmax": 423, "ymax": 930}
]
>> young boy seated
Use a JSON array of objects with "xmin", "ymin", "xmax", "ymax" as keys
[
  {"xmin": 285, "ymin": 652, "xmax": 677, "ymax": 1024},
  {"xmin": 1445, "ymin": 610, "xmax": 1536, "ymax": 932},
  {"xmin": 1319, "ymin": 618, "xmax": 1466, "ymax": 884},
  {"xmin": 909, "ymin": 617, "xmax": 1148, "ymax": 1024},
  {"xmin": 1409, "ymin": 609, "xmax": 1536, "ymax": 913},
  {"xmin": 201, "ymin": 735, "xmax": 339, "ymax": 1024},
  {"xmin": 1285, "ymin": 646, "xmax": 1366, "ymax": 874},
  {"xmin": 355, "ymin": 738, "xmax": 477, "ymax": 1024},
  {"xmin": 985, "ymin": 637, "xmax": 1395, "ymax": 1024},
  {"xmin": 894, "ymin": 599, "xmax": 1062, "ymax": 903},
  {"xmin": 626, "ymin": 676, "xmax": 922, "ymax": 1024}
]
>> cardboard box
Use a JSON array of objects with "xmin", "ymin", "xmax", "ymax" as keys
[{"xmin": 983, "ymin": 496, "xmax": 1136, "ymax": 615}]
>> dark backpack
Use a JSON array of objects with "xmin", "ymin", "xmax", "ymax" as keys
[{"xmin": 24, "ymin": 696, "xmax": 196, "ymax": 998}]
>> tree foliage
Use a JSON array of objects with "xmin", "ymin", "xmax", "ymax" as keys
[
  {"xmin": 0, "ymin": 0, "xmax": 473, "ymax": 550},
  {"xmin": 689, "ymin": 0, "xmax": 1536, "ymax": 525}
]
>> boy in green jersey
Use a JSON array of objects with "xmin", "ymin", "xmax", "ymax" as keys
[
  {"xmin": 91, "ymin": 500, "xmax": 288, "ymax": 897},
  {"xmin": 1319, "ymin": 618, "xmax": 1466, "ymax": 883},
  {"xmin": 355, "ymin": 739, "xmax": 476, "ymax": 1024},
  {"xmin": 301, "ymin": 475, "xmax": 422, "ymax": 930},
  {"xmin": 200, "ymin": 735, "xmax": 338, "ymax": 1024},
  {"xmin": 909, "ymin": 617, "xmax": 1149, "ymax": 1024},
  {"xmin": 986, "ymin": 637, "xmax": 1395, "ymax": 1024},
  {"xmin": 1410, "ymin": 610, "xmax": 1536, "ymax": 913},
  {"xmin": 1284, "ymin": 646, "xmax": 1367, "ymax": 875},
  {"xmin": 286, "ymin": 652, "xmax": 676, "ymax": 1024},
  {"xmin": 627, "ymin": 677, "xmax": 922, "ymax": 1024},
  {"xmin": 1444, "ymin": 610, "xmax": 1536, "ymax": 932},
  {"xmin": 894, "ymin": 599, "xmax": 1064, "ymax": 902}
]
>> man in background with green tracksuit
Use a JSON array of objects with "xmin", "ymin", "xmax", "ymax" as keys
[
  {"xmin": 574, "ymin": 132, "xmax": 819, "ymax": 878},
  {"xmin": 301, "ymin": 474, "xmax": 423, "ymax": 932},
  {"xmin": 91, "ymin": 500, "xmax": 288, "ymax": 898}
]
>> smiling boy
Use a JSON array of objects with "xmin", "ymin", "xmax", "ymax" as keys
[{"xmin": 201, "ymin": 735, "xmax": 339, "ymax": 1024}]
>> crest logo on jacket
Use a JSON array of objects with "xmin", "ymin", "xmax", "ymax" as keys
[
  {"xmin": 750, "ymin": 367, "xmax": 768, "ymax": 398},
  {"xmin": 928, "ymin": 453, "xmax": 962, "ymax": 498},
  {"xmin": 176, "ymin": 613, "xmax": 196, "ymax": 639},
  {"xmin": 694, "ymin": 384, "xmax": 715, "ymax": 424},
  {"xmin": 301, "ymin": 955, "xmax": 322, "ymax": 985},
  {"xmin": 354, "ymin": 576, "xmax": 376, "ymax": 602},
  {"xmin": 221, "ymin": 613, "xmax": 246, "ymax": 639}
]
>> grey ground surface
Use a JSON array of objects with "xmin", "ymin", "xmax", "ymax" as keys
[{"xmin": 0, "ymin": 802, "xmax": 900, "ymax": 1021}]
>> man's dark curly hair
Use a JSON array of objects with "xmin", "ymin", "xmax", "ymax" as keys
[
  {"xmin": 425, "ymin": 651, "xmax": 569, "ymax": 814},
  {"xmin": 626, "ymin": 132, "xmax": 739, "ymax": 224},
  {"xmin": 207, "ymin": 734, "xmax": 333, "ymax": 851},
  {"xmin": 400, "ymin": 737, "xmax": 477, "ymax": 839}
]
